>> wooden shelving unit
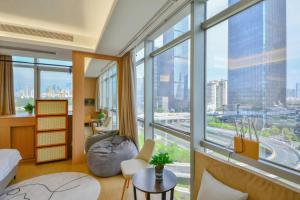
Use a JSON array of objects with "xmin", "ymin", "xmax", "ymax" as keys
[{"xmin": 35, "ymin": 99, "xmax": 68, "ymax": 163}]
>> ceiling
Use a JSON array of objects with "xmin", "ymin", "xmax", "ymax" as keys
[
  {"xmin": 0, "ymin": 0, "xmax": 186, "ymax": 76},
  {"xmin": 84, "ymin": 58, "xmax": 112, "ymax": 78},
  {"xmin": 95, "ymin": 0, "xmax": 168, "ymax": 56},
  {"xmin": 0, "ymin": 0, "xmax": 117, "ymax": 51}
]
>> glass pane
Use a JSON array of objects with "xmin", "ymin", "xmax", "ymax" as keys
[
  {"xmin": 154, "ymin": 40, "xmax": 190, "ymax": 132},
  {"xmin": 40, "ymin": 71, "xmax": 73, "ymax": 111},
  {"xmin": 205, "ymin": 0, "xmax": 300, "ymax": 171},
  {"xmin": 136, "ymin": 63, "xmax": 144, "ymax": 119},
  {"xmin": 13, "ymin": 67, "xmax": 34, "ymax": 114},
  {"xmin": 137, "ymin": 121, "xmax": 145, "ymax": 150},
  {"xmin": 206, "ymin": 0, "xmax": 240, "ymax": 19},
  {"xmin": 112, "ymin": 75, "xmax": 118, "ymax": 110},
  {"xmin": 135, "ymin": 43, "xmax": 145, "ymax": 62},
  {"xmin": 38, "ymin": 58, "xmax": 72, "ymax": 66},
  {"xmin": 154, "ymin": 15, "xmax": 190, "ymax": 50},
  {"xmin": 154, "ymin": 129, "xmax": 190, "ymax": 200},
  {"xmin": 13, "ymin": 56, "xmax": 34, "ymax": 63},
  {"xmin": 111, "ymin": 111, "xmax": 118, "ymax": 129}
]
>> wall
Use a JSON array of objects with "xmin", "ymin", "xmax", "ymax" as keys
[{"xmin": 84, "ymin": 77, "xmax": 97, "ymax": 117}]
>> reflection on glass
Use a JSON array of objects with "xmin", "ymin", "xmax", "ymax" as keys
[
  {"xmin": 153, "ymin": 39, "xmax": 190, "ymax": 132},
  {"xmin": 206, "ymin": 0, "xmax": 240, "ymax": 19},
  {"xmin": 205, "ymin": 0, "xmax": 300, "ymax": 171},
  {"xmin": 154, "ymin": 15, "xmax": 190, "ymax": 50}
]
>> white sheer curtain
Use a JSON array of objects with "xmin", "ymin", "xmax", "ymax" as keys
[{"xmin": 95, "ymin": 77, "xmax": 101, "ymax": 111}]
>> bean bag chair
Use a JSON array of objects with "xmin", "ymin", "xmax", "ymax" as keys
[{"xmin": 87, "ymin": 135, "xmax": 138, "ymax": 177}]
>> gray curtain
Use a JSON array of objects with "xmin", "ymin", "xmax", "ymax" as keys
[{"xmin": 0, "ymin": 55, "xmax": 15, "ymax": 115}]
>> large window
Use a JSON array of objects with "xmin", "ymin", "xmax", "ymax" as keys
[
  {"xmin": 13, "ymin": 56, "xmax": 72, "ymax": 113},
  {"xmin": 153, "ymin": 39, "xmax": 191, "ymax": 133},
  {"xmin": 151, "ymin": 11, "xmax": 191, "ymax": 199},
  {"xmin": 99, "ymin": 64, "xmax": 118, "ymax": 129},
  {"xmin": 205, "ymin": 0, "xmax": 300, "ymax": 172}
]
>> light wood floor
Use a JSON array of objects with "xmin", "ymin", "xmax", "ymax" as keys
[{"xmin": 12, "ymin": 160, "xmax": 135, "ymax": 200}]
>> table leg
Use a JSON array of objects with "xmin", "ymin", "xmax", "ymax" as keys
[
  {"xmin": 170, "ymin": 189, "xmax": 174, "ymax": 200},
  {"xmin": 133, "ymin": 186, "xmax": 137, "ymax": 200},
  {"xmin": 146, "ymin": 192, "xmax": 150, "ymax": 200},
  {"xmin": 162, "ymin": 192, "xmax": 166, "ymax": 200}
]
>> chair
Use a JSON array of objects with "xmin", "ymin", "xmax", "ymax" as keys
[
  {"xmin": 84, "ymin": 114, "xmax": 92, "ymax": 126},
  {"xmin": 120, "ymin": 139, "xmax": 155, "ymax": 200},
  {"xmin": 92, "ymin": 116, "xmax": 112, "ymax": 134}
]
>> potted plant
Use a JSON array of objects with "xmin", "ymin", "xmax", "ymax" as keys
[
  {"xmin": 24, "ymin": 103, "xmax": 34, "ymax": 114},
  {"xmin": 150, "ymin": 152, "xmax": 173, "ymax": 182},
  {"xmin": 98, "ymin": 112, "xmax": 106, "ymax": 123}
]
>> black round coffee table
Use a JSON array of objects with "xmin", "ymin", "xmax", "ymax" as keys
[{"xmin": 132, "ymin": 168, "xmax": 177, "ymax": 200}]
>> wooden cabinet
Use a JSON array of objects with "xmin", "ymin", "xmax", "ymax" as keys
[
  {"xmin": 0, "ymin": 112, "xmax": 72, "ymax": 162},
  {"xmin": 0, "ymin": 114, "xmax": 36, "ymax": 161},
  {"xmin": 35, "ymin": 100, "xmax": 68, "ymax": 163},
  {"xmin": 11, "ymin": 126, "xmax": 35, "ymax": 160}
]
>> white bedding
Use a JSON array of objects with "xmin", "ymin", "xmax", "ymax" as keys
[{"xmin": 0, "ymin": 149, "xmax": 22, "ymax": 181}]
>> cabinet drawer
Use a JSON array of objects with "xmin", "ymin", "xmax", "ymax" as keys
[
  {"xmin": 37, "ymin": 116, "xmax": 67, "ymax": 131},
  {"xmin": 36, "ymin": 145, "xmax": 66, "ymax": 163},
  {"xmin": 37, "ymin": 131, "xmax": 66, "ymax": 147}
]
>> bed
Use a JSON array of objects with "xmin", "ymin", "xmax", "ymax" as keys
[{"xmin": 0, "ymin": 149, "xmax": 22, "ymax": 193}]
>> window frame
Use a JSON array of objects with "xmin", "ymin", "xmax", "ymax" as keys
[
  {"xmin": 142, "ymin": 6, "xmax": 193, "ymax": 198},
  {"xmin": 150, "ymin": 17, "xmax": 192, "ymax": 138},
  {"xmin": 12, "ymin": 57, "xmax": 73, "ymax": 112},
  {"xmin": 99, "ymin": 63, "xmax": 118, "ymax": 129},
  {"xmin": 200, "ymin": 0, "xmax": 300, "ymax": 185}
]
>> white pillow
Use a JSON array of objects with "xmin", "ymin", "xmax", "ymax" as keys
[{"xmin": 197, "ymin": 170, "xmax": 248, "ymax": 200}]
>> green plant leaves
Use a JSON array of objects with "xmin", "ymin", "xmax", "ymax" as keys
[{"xmin": 149, "ymin": 152, "xmax": 173, "ymax": 167}]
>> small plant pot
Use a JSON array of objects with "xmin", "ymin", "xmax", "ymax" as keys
[{"xmin": 155, "ymin": 166, "xmax": 164, "ymax": 182}]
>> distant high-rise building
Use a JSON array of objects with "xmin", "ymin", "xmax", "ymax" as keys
[
  {"xmin": 207, "ymin": 80, "xmax": 228, "ymax": 111},
  {"xmin": 155, "ymin": 16, "xmax": 190, "ymax": 113},
  {"xmin": 228, "ymin": 0, "xmax": 286, "ymax": 109},
  {"xmin": 207, "ymin": 81, "xmax": 217, "ymax": 111}
]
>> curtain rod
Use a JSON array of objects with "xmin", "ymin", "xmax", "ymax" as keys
[{"xmin": 0, "ymin": 59, "xmax": 72, "ymax": 68}]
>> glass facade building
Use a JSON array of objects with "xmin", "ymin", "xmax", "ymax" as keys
[{"xmin": 228, "ymin": 0, "xmax": 287, "ymax": 109}]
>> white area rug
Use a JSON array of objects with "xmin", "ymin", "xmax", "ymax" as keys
[{"xmin": 0, "ymin": 172, "xmax": 101, "ymax": 200}]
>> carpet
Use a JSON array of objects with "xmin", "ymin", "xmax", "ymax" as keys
[{"xmin": 0, "ymin": 172, "xmax": 101, "ymax": 200}]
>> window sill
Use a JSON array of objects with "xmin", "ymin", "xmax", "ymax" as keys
[{"xmin": 199, "ymin": 140, "xmax": 300, "ymax": 190}]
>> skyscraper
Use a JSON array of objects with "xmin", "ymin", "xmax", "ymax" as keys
[
  {"xmin": 228, "ymin": 0, "xmax": 286, "ymax": 109},
  {"xmin": 154, "ymin": 16, "xmax": 190, "ymax": 113},
  {"xmin": 207, "ymin": 80, "xmax": 228, "ymax": 111}
]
